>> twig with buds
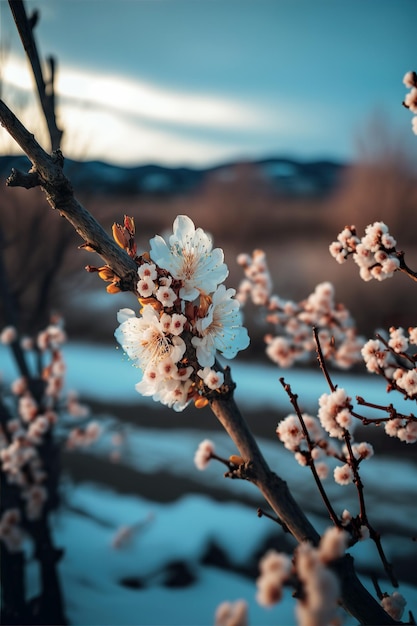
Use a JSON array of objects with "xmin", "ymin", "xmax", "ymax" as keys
[{"xmin": 313, "ymin": 327, "xmax": 398, "ymax": 586}]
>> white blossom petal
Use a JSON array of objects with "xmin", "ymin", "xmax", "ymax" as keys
[{"xmin": 150, "ymin": 215, "xmax": 229, "ymax": 301}]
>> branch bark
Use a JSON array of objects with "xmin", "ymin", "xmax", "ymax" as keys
[
  {"xmin": 0, "ymin": 99, "xmax": 138, "ymax": 290},
  {"xmin": 209, "ymin": 387, "xmax": 398, "ymax": 625},
  {"xmin": 0, "ymin": 101, "xmax": 399, "ymax": 625}
]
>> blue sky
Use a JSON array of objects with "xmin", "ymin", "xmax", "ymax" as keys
[{"xmin": 1, "ymin": 0, "xmax": 416, "ymax": 166}]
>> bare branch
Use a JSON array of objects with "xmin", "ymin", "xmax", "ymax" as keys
[
  {"xmin": 209, "ymin": 383, "xmax": 319, "ymax": 544},
  {"xmin": 0, "ymin": 99, "xmax": 138, "ymax": 291},
  {"xmin": 8, "ymin": 0, "xmax": 63, "ymax": 151},
  {"xmin": 7, "ymin": 167, "xmax": 40, "ymax": 188}
]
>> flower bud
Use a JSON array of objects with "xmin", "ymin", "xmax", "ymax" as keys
[
  {"xmin": 124, "ymin": 215, "xmax": 135, "ymax": 235},
  {"xmin": 112, "ymin": 223, "xmax": 129, "ymax": 249},
  {"xmin": 229, "ymin": 454, "xmax": 244, "ymax": 466},
  {"xmin": 107, "ymin": 283, "xmax": 121, "ymax": 294},
  {"xmin": 194, "ymin": 396, "xmax": 209, "ymax": 409},
  {"xmin": 98, "ymin": 266, "xmax": 116, "ymax": 282}
]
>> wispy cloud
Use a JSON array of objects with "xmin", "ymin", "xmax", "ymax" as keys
[
  {"xmin": 4, "ymin": 55, "xmax": 272, "ymax": 130},
  {"xmin": 1, "ymin": 54, "xmax": 333, "ymax": 165}
]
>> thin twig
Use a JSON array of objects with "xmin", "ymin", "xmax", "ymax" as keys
[
  {"xmin": 398, "ymin": 251, "xmax": 417, "ymax": 283},
  {"xmin": 314, "ymin": 328, "xmax": 399, "ymax": 587},
  {"xmin": 313, "ymin": 325, "xmax": 337, "ymax": 392},
  {"xmin": 8, "ymin": 0, "xmax": 63, "ymax": 151},
  {"xmin": 279, "ymin": 377, "xmax": 341, "ymax": 528}
]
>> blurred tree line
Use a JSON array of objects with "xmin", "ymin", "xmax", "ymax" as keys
[{"xmin": 1, "ymin": 132, "xmax": 416, "ymax": 351}]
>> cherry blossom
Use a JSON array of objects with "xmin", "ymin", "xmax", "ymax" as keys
[
  {"xmin": 194, "ymin": 439, "xmax": 216, "ymax": 470},
  {"xmin": 403, "ymin": 71, "xmax": 417, "ymax": 88},
  {"xmin": 115, "ymin": 217, "xmax": 249, "ymax": 410},
  {"xmin": 192, "ymin": 285, "xmax": 250, "ymax": 367},
  {"xmin": 115, "ymin": 305, "xmax": 185, "ymax": 371},
  {"xmin": 150, "ymin": 215, "xmax": 228, "ymax": 301},
  {"xmin": 256, "ymin": 550, "xmax": 292, "ymax": 606},
  {"xmin": 0, "ymin": 325, "xmax": 17, "ymax": 344},
  {"xmin": 256, "ymin": 528, "xmax": 345, "ymax": 625},
  {"xmin": 334, "ymin": 464, "xmax": 353, "ymax": 485},
  {"xmin": 318, "ymin": 388, "xmax": 352, "ymax": 439},
  {"xmin": 198, "ymin": 367, "xmax": 224, "ymax": 390},
  {"xmin": 330, "ymin": 223, "xmax": 400, "ymax": 282},
  {"xmin": 238, "ymin": 249, "xmax": 364, "ymax": 369}
]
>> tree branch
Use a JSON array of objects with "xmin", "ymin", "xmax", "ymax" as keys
[
  {"xmin": 398, "ymin": 251, "xmax": 417, "ymax": 283},
  {"xmin": 0, "ymin": 99, "xmax": 138, "ymax": 291},
  {"xmin": 209, "ymin": 377, "xmax": 318, "ymax": 544},
  {"xmin": 210, "ymin": 378, "xmax": 398, "ymax": 625},
  {"xmin": 8, "ymin": 0, "xmax": 63, "ymax": 151}
]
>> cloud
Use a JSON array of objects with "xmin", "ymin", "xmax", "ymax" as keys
[
  {"xmin": 3, "ymin": 54, "xmax": 272, "ymax": 130},
  {"xmin": 1, "ymin": 54, "xmax": 341, "ymax": 165},
  {"xmin": 59, "ymin": 104, "xmax": 250, "ymax": 166}
]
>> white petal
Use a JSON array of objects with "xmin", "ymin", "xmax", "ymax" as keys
[{"xmin": 116, "ymin": 308, "xmax": 136, "ymax": 323}]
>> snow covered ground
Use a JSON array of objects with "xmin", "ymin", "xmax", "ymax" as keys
[
  {"xmin": 2, "ymin": 339, "xmax": 414, "ymax": 414},
  {"xmin": 44, "ymin": 483, "xmax": 417, "ymax": 626},
  {"xmin": 1, "ymin": 342, "xmax": 417, "ymax": 625}
]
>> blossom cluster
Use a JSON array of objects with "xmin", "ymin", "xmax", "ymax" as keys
[
  {"xmin": 361, "ymin": 326, "xmax": 417, "ymax": 443},
  {"xmin": 329, "ymin": 222, "xmax": 400, "ymax": 281},
  {"xmin": 256, "ymin": 527, "xmax": 348, "ymax": 626},
  {"xmin": 403, "ymin": 70, "xmax": 417, "ymax": 135},
  {"xmin": 277, "ymin": 388, "xmax": 374, "ymax": 487},
  {"xmin": 114, "ymin": 215, "xmax": 249, "ymax": 411},
  {"xmin": 276, "ymin": 412, "xmax": 330, "ymax": 479},
  {"xmin": 237, "ymin": 250, "xmax": 363, "ymax": 369},
  {"xmin": 0, "ymin": 318, "xmax": 91, "ymax": 545}
]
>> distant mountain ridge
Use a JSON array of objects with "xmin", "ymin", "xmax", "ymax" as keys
[{"xmin": 0, "ymin": 155, "xmax": 345, "ymax": 196}]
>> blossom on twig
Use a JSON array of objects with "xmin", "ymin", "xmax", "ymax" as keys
[
  {"xmin": 330, "ymin": 222, "xmax": 400, "ymax": 282},
  {"xmin": 333, "ymin": 463, "xmax": 353, "ymax": 486},
  {"xmin": 194, "ymin": 439, "xmax": 215, "ymax": 470},
  {"xmin": 0, "ymin": 509, "xmax": 24, "ymax": 552},
  {"xmin": 150, "ymin": 215, "xmax": 228, "ymax": 301},
  {"xmin": 381, "ymin": 591, "xmax": 407, "ymax": 621},
  {"xmin": 237, "ymin": 249, "xmax": 363, "ymax": 369},
  {"xmin": 115, "ymin": 216, "xmax": 249, "ymax": 411},
  {"xmin": 256, "ymin": 550, "xmax": 292, "ymax": 606}
]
